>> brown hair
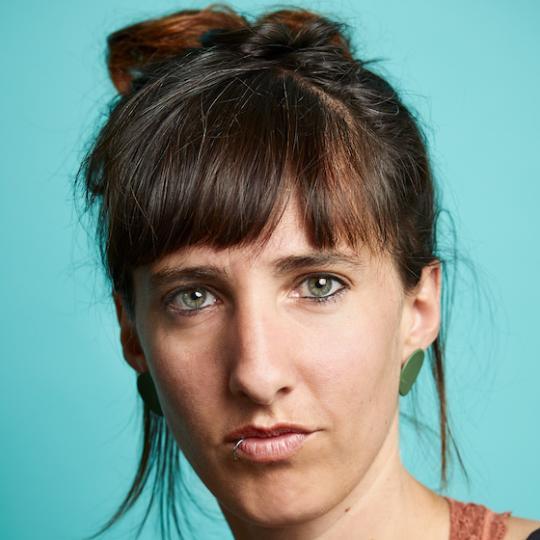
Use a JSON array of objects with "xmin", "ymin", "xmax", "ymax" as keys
[{"xmin": 77, "ymin": 4, "xmax": 466, "ymax": 539}]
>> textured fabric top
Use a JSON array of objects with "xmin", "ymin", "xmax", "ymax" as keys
[{"xmin": 445, "ymin": 497, "xmax": 512, "ymax": 540}]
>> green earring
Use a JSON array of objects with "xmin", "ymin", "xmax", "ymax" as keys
[{"xmin": 399, "ymin": 349, "xmax": 425, "ymax": 396}]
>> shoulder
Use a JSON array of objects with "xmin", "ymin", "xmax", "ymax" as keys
[
  {"xmin": 445, "ymin": 497, "xmax": 540, "ymax": 540},
  {"xmin": 503, "ymin": 515, "xmax": 540, "ymax": 540}
]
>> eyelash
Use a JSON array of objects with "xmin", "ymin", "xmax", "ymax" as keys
[{"xmin": 164, "ymin": 274, "xmax": 349, "ymax": 318}]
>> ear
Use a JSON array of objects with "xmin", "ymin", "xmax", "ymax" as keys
[
  {"xmin": 113, "ymin": 292, "xmax": 147, "ymax": 373},
  {"xmin": 401, "ymin": 262, "xmax": 442, "ymax": 361}
]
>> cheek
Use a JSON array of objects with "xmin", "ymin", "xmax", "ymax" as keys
[
  {"xmin": 300, "ymin": 302, "xmax": 401, "ymax": 467},
  {"xmin": 304, "ymin": 305, "xmax": 400, "ymax": 408},
  {"xmin": 141, "ymin": 327, "xmax": 224, "ymax": 454}
]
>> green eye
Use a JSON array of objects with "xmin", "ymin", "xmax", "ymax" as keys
[
  {"xmin": 300, "ymin": 275, "xmax": 348, "ymax": 303},
  {"xmin": 305, "ymin": 276, "xmax": 334, "ymax": 297},
  {"xmin": 178, "ymin": 288, "xmax": 211, "ymax": 310}
]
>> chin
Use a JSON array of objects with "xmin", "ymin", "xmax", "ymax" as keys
[{"xmin": 219, "ymin": 481, "xmax": 332, "ymax": 528}]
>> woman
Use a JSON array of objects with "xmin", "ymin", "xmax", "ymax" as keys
[{"xmin": 77, "ymin": 4, "xmax": 540, "ymax": 539}]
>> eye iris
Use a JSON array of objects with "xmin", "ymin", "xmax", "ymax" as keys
[
  {"xmin": 181, "ymin": 289, "xmax": 206, "ymax": 309},
  {"xmin": 307, "ymin": 277, "xmax": 332, "ymax": 297}
]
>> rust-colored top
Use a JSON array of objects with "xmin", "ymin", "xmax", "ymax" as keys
[{"xmin": 445, "ymin": 497, "xmax": 512, "ymax": 540}]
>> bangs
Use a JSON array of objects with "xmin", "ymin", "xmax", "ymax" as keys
[{"xmin": 86, "ymin": 61, "xmax": 389, "ymax": 296}]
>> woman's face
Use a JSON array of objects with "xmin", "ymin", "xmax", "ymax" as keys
[{"xmin": 119, "ymin": 198, "xmax": 439, "ymax": 528}]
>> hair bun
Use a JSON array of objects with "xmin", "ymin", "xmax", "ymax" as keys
[
  {"xmin": 107, "ymin": 5, "xmax": 248, "ymax": 95},
  {"xmin": 248, "ymin": 9, "xmax": 354, "ymax": 61},
  {"xmin": 106, "ymin": 6, "xmax": 354, "ymax": 95},
  {"xmin": 199, "ymin": 9, "xmax": 354, "ymax": 62}
]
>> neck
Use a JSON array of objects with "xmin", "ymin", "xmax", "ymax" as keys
[{"xmin": 220, "ymin": 411, "xmax": 449, "ymax": 540}]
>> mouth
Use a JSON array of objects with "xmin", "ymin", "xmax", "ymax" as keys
[
  {"xmin": 230, "ymin": 432, "xmax": 313, "ymax": 462},
  {"xmin": 224, "ymin": 423, "xmax": 316, "ymax": 463}
]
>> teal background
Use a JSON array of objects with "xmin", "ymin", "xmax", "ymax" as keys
[{"xmin": 1, "ymin": 1, "xmax": 539, "ymax": 538}]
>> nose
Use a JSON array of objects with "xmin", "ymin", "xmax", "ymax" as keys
[{"xmin": 227, "ymin": 291, "xmax": 296, "ymax": 406}]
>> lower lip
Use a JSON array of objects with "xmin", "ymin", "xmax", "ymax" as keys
[{"xmin": 231, "ymin": 432, "xmax": 311, "ymax": 463}]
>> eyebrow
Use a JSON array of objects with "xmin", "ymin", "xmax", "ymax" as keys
[{"xmin": 148, "ymin": 251, "xmax": 364, "ymax": 291}]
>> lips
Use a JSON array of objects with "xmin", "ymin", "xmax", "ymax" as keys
[{"xmin": 224, "ymin": 423, "xmax": 313, "ymax": 442}]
